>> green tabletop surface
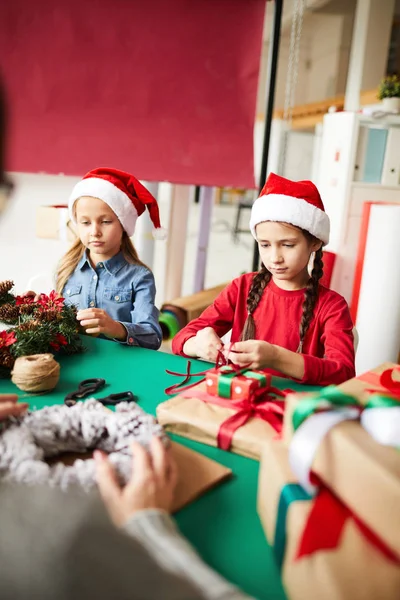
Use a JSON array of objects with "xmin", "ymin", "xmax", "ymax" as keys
[{"xmin": 0, "ymin": 336, "xmax": 321, "ymax": 600}]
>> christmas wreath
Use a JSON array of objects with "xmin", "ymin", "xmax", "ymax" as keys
[
  {"xmin": 0, "ymin": 280, "xmax": 84, "ymax": 377},
  {"xmin": 0, "ymin": 399, "xmax": 166, "ymax": 491}
]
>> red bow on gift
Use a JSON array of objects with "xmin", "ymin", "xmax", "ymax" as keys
[
  {"xmin": 359, "ymin": 366, "xmax": 400, "ymax": 399},
  {"xmin": 165, "ymin": 351, "xmax": 292, "ymax": 451}
]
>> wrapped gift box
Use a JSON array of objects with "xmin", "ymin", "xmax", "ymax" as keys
[
  {"xmin": 281, "ymin": 392, "xmax": 400, "ymax": 559},
  {"xmin": 157, "ymin": 380, "xmax": 284, "ymax": 459},
  {"xmin": 338, "ymin": 361, "xmax": 400, "ymax": 403},
  {"xmin": 258, "ymin": 439, "xmax": 400, "ymax": 600},
  {"xmin": 205, "ymin": 365, "xmax": 269, "ymax": 401}
]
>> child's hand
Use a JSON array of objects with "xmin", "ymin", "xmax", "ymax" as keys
[
  {"xmin": 77, "ymin": 308, "xmax": 127, "ymax": 340},
  {"xmin": 21, "ymin": 290, "xmax": 42, "ymax": 302},
  {"xmin": 223, "ymin": 340, "xmax": 277, "ymax": 370},
  {"xmin": 193, "ymin": 327, "xmax": 223, "ymax": 362}
]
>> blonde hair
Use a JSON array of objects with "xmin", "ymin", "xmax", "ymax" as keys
[{"xmin": 56, "ymin": 231, "xmax": 147, "ymax": 295}]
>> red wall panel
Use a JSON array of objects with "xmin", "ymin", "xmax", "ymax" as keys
[{"xmin": 0, "ymin": 0, "xmax": 265, "ymax": 187}]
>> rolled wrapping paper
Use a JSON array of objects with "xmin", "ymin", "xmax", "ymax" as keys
[
  {"xmin": 355, "ymin": 204, "xmax": 400, "ymax": 374},
  {"xmin": 160, "ymin": 283, "xmax": 228, "ymax": 340},
  {"xmin": 11, "ymin": 354, "xmax": 60, "ymax": 392},
  {"xmin": 159, "ymin": 310, "xmax": 181, "ymax": 340}
]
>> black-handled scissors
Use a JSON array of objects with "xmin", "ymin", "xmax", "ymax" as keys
[
  {"xmin": 96, "ymin": 391, "xmax": 136, "ymax": 406},
  {"xmin": 64, "ymin": 379, "xmax": 135, "ymax": 407}
]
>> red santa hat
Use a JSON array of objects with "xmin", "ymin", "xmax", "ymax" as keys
[
  {"xmin": 249, "ymin": 173, "xmax": 330, "ymax": 245},
  {"xmin": 68, "ymin": 167, "xmax": 165, "ymax": 238}
]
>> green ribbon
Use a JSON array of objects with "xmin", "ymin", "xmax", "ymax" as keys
[
  {"xmin": 365, "ymin": 394, "xmax": 400, "ymax": 409},
  {"xmin": 292, "ymin": 386, "xmax": 360, "ymax": 432},
  {"xmin": 274, "ymin": 483, "xmax": 312, "ymax": 571},
  {"xmin": 216, "ymin": 367, "xmax": 267, "ymax": 398}
]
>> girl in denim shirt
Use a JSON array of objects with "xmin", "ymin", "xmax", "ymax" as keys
[{"xmin": 56, "ymin": 167, "xmax": 163, "ymax": 349}]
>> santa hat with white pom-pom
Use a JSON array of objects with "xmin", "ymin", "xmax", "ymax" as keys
[{"xmin": 68, "ymin": 167, "xmax": 166, "ymax": 239}]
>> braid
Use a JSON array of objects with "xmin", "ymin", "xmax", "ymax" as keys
[
  {"xmin": 240, "ymin": 264, "xmax": 271, "ymax": 341},
  {"xmin": 297, "ymin": 248, "xmax": 324, "ymax": 353}
]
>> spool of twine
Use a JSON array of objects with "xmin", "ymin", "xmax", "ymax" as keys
[{"xmin": 11, "ymin": 354, "xmax": 60, "ymax": 392}]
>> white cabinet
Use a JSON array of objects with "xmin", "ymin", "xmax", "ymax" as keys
[{"xmin": 316, "ymin": 112, "xmax": 400, "ymax": 304}]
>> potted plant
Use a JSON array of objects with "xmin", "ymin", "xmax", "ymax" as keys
[{"xmin": 377, "ymin": 75, "xmax": 400, "ymax": 112}]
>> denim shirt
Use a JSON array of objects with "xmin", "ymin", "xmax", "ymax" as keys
[{"xmin": 63, "ymin": 251, "xmax": 162, "ymax": 350}]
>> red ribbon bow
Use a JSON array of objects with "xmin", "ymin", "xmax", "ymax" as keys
[
  {"xmin": 165, "ymin": 352, "xmax": 292, "ymax": 451},
  {"xmin": 358, "ymin": 366, "xmax": 400, "ymax": 399},
  {"xmin": 186, "ymin": 384, "xmax": 286, "ymax": 451},
  {"xmin": 296, "ymin": 476, "xmax": 400, "ymax": 565}
]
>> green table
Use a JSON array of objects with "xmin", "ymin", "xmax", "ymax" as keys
[{"xmin": 0, "ymin": 337, "xmax": 321, "ymax": 600}]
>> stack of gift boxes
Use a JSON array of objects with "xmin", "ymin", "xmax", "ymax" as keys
[{"xmin": 157, "ymin": 361, "xmax": 400, "ymax": 599}]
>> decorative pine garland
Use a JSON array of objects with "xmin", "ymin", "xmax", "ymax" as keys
[{"xmin": 0, "ymin": 280, "xmax": 84, "ymax": 377}]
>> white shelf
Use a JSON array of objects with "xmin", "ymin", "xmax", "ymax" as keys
[
  {"xmin": 358, "ymin": 113, "xmax": 400, "ymax": 126},
  {"xmin": 351, "ymin": 181, "xmax": 400, "ymax": 190}
]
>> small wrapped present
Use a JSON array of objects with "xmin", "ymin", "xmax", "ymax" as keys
[
  {"xmin": 281, "ymin": 387, "xmax": 400, "ymax": 559},
  {"xmin": 157, "ymin": 378, "xmax": 286, "ymax": 460},
  {"xmin": 204, "ymin": 365, "xmax": 269, "ymax": 401},
  {"xmin": 258, "ymin": 439, "xmax": 400, "ymax": 600}
]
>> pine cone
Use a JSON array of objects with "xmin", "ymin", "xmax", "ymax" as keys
[
  {"xmin": 0, "ymin": 349, "xmax": 15, "ymax": 369},
  {"xmin": 0, "ymin": 303, "xmax": 20, "ymax": 323},
  {"xmin": 37, "ymin": 309, "xmax": 63, "ymax": 322},
  {"xmin": 19, "ymin": 303, "xmax": 35, "ymax": 315},
  {"xmin": 17, "ymin": 320, "xmax": 40, "ymax": 333},
  {"xmin": 0, "ymin": 280, "xmax": 14, "ymax": 296}
]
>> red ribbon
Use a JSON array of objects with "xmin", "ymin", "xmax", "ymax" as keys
[
  {"xmin": 164, "ymin": 349, "xmax": 251, "ymax": 396},
  {"xmin": 181, "ymin": 385, "xmax": 287, "ymax": 451},
  {"xmin": 296, "ymin": 478, "xmax": 400, "ymax": 565},
  {"xmin": 358, "ymin": 366, "xmax": 400, "ymax": 399},
  {"xmin": 165, "ymin": 350, "xmax": 293, "ymax": 450}
]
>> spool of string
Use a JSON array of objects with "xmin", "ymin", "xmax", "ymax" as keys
[{"xmin": 11, "ymin": 354, "xmax": 60, "ymax": 393}]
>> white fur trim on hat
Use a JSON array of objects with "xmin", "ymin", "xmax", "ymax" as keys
[
  {"xmin": 68, "ymin": 177, "xmax": 138, "ymax": 236},
  {"xmin": 249, "ymin": 193, "xmax": 330, "ymax": 245}
]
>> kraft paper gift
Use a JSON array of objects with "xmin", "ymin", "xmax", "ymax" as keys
[{"xmin": 257, "ymin": 439, "xmax": 400, "ymax": 600}]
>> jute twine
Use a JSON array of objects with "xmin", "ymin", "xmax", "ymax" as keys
[{"xmin": 11, "ymin": 354, "xmax": 60, "ymax": 392}]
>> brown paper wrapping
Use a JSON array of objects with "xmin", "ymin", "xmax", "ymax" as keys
[
  {"xmin": 281, "ymin": 393, "xmax": 400, "ymax": 558},
  {"xmin": 51, "ymin": 441, "xmax": 231, "ymax": 512},
  {"xmin": 338, "ymin": 362, "xmax": 400, "ymax": 403},
  {"xmin": 156, "ymin": 382, "xmax": 280, "ymax": 460},
  {"xmin": 258, "ymin": 440, "xmax": 400, "ymax": 600}
]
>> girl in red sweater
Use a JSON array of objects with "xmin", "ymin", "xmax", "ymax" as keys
[{"xmin": 172, "ymin": 173, "xmax": 355, "ymax": 386}]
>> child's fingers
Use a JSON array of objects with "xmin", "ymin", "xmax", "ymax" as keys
[
  {"xmin": 85, "ymin": 327, "xmax": 101, "ymax": 335},
  {"xmin": 224, "ymin": 341, "xmax": 252, "ymax": 353},
  {"xmin": 228, "ymin": 351, "xmax": 253, "ymax": 366},
  {"xmin": 79, "ymin": 318, "xmax": 100, "ymax": 328}
]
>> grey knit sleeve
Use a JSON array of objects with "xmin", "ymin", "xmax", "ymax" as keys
[{"xmin": 124, "ymin": 510, "xmax": 253, "ymax": 600}]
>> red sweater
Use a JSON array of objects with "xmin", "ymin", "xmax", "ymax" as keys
[{"xmin": 172, "ymin": 274, "xmax": 355, "ymax": 386}]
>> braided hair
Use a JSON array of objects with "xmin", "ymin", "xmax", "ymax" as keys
[
  {"xmin": 240, "ymin": 264, "xmax": 271, "ymax": 341},
  {"xmin": 297, "ymin": 245, "xmax": 324, "ymax": 352},
  {"xmin": 240, "ymin": 232, "xmax": 324, "ymax": 351}
]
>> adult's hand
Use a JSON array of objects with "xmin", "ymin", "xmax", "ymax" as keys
[
  {"xmin": 95, "ymin": 437, "xmax": 178, "ymax": 528},
  {"xmin": 0, "ymin": 394, "xmax": 28, "ymax": 421}
]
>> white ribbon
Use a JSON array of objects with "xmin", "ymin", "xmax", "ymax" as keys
[
  {"xmin": 289, "ymin": 407, "xmax": 360, "ymax": 495},
  {"xmin": 361, "ymin": 406, "xmax": 400, "ymax": 447}
]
